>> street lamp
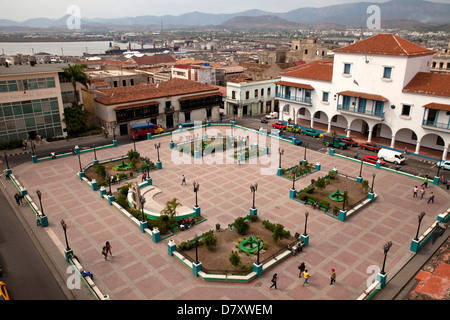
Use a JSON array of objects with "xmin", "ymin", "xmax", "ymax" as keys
[
  {"xmin": 4, "ymin": 152, "xmax": 10, "ymax": 169},
  {"xmin": 60, "ymin": 219, "xmax": 71, "ymax": 251},
  {"xmin": 93, "ymin": 144, "xmax": 97, "ymax": 161},
  {"xmin": 111, "ymin": 122, "xmax": 117, "ymax": 141},
  {"xmin": 278, "ymin": 148, "xmax": 284, "ymax": 169},
  {"xmin": 371, "ymin": 173, "xmax": 376, "ymax": 193},
  {"xmin": 256, "ymin": 238, "xmax": 262, "ymax": 265},
  {"xmin": 342, "ymin": 189, "xmax": 348, "ymax": 211},
  {"xmin": 30, "ymin": 139, "xmax": 35, "ymax": 156},
  {"xmin": 194, "ymin": 234, "xmax": 199, "ymax": 264},
  {"xmin": 380, "ymin": 241, "xmax": 393, "ymax": 275},
  {"xmin": 77, "ymin": 152, "xmax": 82, "ymax": 172},
  {"xmin": 250, "ymin": 183, "xmax": 258, "ymax": 209},
  {"xmin": 359, "ymin": 159, "xmax": 364, "ymax": 178},
  {"xmin": 139, "ymin": 195, "xmax": 146, "ymax": 223},
  {"xmin": 133, "ymin": 137, "xmax": 136, "ymax": 152},
  {"xmin": 303, "ymin": 211, "xmax": 309, "ymax": 236},
  {"xmin": 303, "ymin": 142, "xmax": 309, "ymax": 161},
  {"xmin": 36, "ymin": 189, "xmax": 45, "ymax": 217},
  {"xmin": 193, "ymin": 181, "xmax": 200, "ymax": 208},
  {"xmin": 292, "ymin": 167, "xmax": 297, "ymax": 190},
  {"xmin": 414, "ymin": 212, "xmax": 426, "ymax": 241},
  {"xmin": 155, "ymin": 142, "xmax": 161, "ymax": 162},
  {"xmin": 106, "ymin": 173, "xmax": 112, "ymax": 195}
]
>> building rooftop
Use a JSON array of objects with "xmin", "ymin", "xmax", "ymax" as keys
[
  {"xmin": 94, "ymin": 77, "xmax": 219, "ymax": 105},
  {"xmin": 334, "ymin": 33, "xmax": 435, "ymax": 57},
  {"xmin": 0, "ymin": 62, "xmax": 69, "ymax": 76},
  {"xmin": 403, "ymin": 72, "xmax": 450, "ymax": 97},
  {"xmin": 281, "ymin": 59, "xmax": 334, "ymax": 82}
]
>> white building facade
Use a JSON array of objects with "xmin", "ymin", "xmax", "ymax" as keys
[{"xmin": 276, "ymin": 34, "xmax": 450, "ymax": 160}]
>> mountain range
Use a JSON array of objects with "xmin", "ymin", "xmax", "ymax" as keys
[{"xmin": 0, "ymin": 0, "xmax": 449, "ymax": 29}]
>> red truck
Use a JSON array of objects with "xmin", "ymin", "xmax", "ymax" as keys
[{"xmin": 130, "ymin": 123, "xmax": 164, "ymax": 139}]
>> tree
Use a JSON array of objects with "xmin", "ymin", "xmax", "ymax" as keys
[
  {"xmin": 62, "ymin": 102, "xmax": 89, "ymax": 136},
  {"xmin": 229, "ymin": 251, "xmax": 241, "ymax": 267},
  {"xmin": 94, "ymin": 163, "xmax": 106, "ymax": 181},
  {"xmin": 203, "ymin": 231, "xmax": 217, "ymax": 250},
  {"xmin": 272, "ymin": 224, "xmax": 285, "ymax": 243},
  {"xmin": 233, "ymin": 217, "xmax": 250, "ymax": 235},
  {"xmin": 160, "ymin": 198, "xmax": 181, "ymax": 222},
  {"xmin": 63, "ymin": 63, "xmax": 90, "ymax": 102}
]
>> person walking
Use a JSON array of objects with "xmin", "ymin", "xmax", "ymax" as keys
[
  {"xmin": 14, "ymin": 193, "xmax": 20, "ymax": 206},
  {"xmin": 105, "ymin": 241, "xmax": 112, "ymax": 257},
  {"xmin": 298, "ymin": 262, "xmax": 306, "ymax": 278},
  {"xmin": 181, "ymin": 175, "xmax": 186, "ymax": 185},
  {"xmin": 330, "ymin": 269, "xmax": 336, "ymax": 285},
  {"xmin": 420, "ymin": 187, "xmax": 425, "ymax": 199},
  {"xmin": 413, "ymin": 186, "xmax": 418, "ymax": 197},
  {"xmin": 302, "ymin": 270, "xmax": 310, "ymax": 286},
  {"xmin": 422, "ymin": 177, "xmax": 429, "ymax": 188},
  {"xmin": 270, "ymin": 273, "xmax": 278, "ymax": 289},
  {"xmin": 427, "ymin": 192, "xmax": 435, "ymax": 204},
  {"xmin": 102, "ymin": 245, "xmax": 108, "ymax": 261}
]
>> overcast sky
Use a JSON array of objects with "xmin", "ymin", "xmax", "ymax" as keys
[{"xmin": 2, "ymin": 0, "xmax": 449, "ymax": 21}]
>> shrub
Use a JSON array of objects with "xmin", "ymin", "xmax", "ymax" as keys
[
  {"xmin": 272, "ymin": 224, "xmax": 285, "ymax": 243},
  {"xmin": 248, "ymin": 215, "xmax": 258, "ymax": 222},
  {"xmin": 315, "ymin": 177, "xmax": 327, "ymax": 190},
  {"xmin": 127, "ymin": 149, "xmax": 140, "ymax": 161},
  {"xmin": 229, "ymin": 251, "xmax": 241, "ymax": 267},
  {"xmin": 94, "ymin": 163, "xmax": 106, "ymax": 180},
  {"xmin": 203, "ymin": 231, "xmax": 217, "ymax": 250},
  {"xmin": 233, "ymin": 217, "xmax": 250, "ymax": 235},
  {"xmin": 328, "ymin": 171, "xmax": 337, "ymax": 179},
  {"xmin": 361, "ymin": 180, "xmax": 369, "ymax": 192}
]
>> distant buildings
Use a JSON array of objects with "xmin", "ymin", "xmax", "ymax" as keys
[{"xmin": 431, "ymin": 42, "xmax": 450, "ymax": 74}]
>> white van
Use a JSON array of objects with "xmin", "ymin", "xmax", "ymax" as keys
[
  {"xmin": 265, "ymin": 112, "xmax": 278, "ymax": 119},
  {"xmin": 377, "ymin": 148, "xmax": 405, "ymax": 165}
]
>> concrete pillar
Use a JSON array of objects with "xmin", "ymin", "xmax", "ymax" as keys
[
  {"xmin": 415, "ymin": 141, "xmax": 421, "ymax": 155},
  {"xmin": 346, "ymin": 125, "xmax": 351, "ymax": 138},
  {"xmin": 442, "ymin": 147, "xmax": 448, "ymax": 161},
  {"xmin": 390, "ymin": 135, "xmax": 396, "ymax": 149},
  {"xmin": 327, "ymin": 121, "xmax": 331, "ymax": 133},
  {"xmin": 367, "ymin": 130, "xmax": 373, "ymax": 143},
  {"xmin": 310, "ymin": 117, "xmax": 314, "ymax": 128}
]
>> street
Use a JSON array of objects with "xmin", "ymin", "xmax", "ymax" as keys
[{"xmin": 0, "ymin": 188, "xmax": 67, "ymax": 300}]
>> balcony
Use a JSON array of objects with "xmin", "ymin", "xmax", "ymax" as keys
[
  {"xmin": 337, "ymin": 104, "xmax": 385, "ymax": 120},
  {"xmin": 422, "ymin": 119, "xmax": 450, "ymax": 132},
  {"xmin": 275, "ymin": 93, "xmax": 312, "ymax": 105}
]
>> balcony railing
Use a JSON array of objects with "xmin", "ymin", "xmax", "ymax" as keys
[
  {"xmin": 337, "ymin": 104, "xmax": 385, "ymax": 119},
  {"xmin": 275, "ymin": 93, "xmax": 312, "ymax": 105},
  {"xmin": 422, "ymin": 119, "xmax": 450, "ymax": 131}
]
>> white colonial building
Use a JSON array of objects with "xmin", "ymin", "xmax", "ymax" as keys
[{"xmin": 276, "ymin": 33, "xmax": 450, "ymax": 160}]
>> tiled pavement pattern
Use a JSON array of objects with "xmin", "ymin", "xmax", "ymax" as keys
[{"xmin": 10, "ymin": 126, "xmax": 450, "ymax": 300}]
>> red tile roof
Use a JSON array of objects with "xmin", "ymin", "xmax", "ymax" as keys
[
  {"xmin": 129, "ymin": 54, "xmax": 176, "ymax": 65},
  {"xmin": 94, "ymin": 78, "xmax": 219, "ymax": 105},
  {"xmin": 337, "ymin": 90, "xmax": 388, "ymax": 102},
  {"xmin": 422, "ymin": 103, "xmax": 450, "ymax": 112},
  {"xmin": 403, "ymin": 72, "xmax": 450, "ymax": 97},
  {"xmin": 281, "ymin": 59, "xmax": 333, "ymax": 82},
  {"xmin": 275, "ymin": 80, "xmax": 314, "ymax": 90},
  {"xmin": 334, "ymin": 33, "xmax": 435, "ymax": 57}
]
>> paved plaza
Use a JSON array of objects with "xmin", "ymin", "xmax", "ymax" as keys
[{"xmin": 7, "ymin": 125, "xmax": 450, "ymax": 300}]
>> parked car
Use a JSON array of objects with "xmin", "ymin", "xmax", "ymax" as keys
[
  {"xmin": 272, "ymin": 122, "xmax": 287, "ymax": 129},
  {"xmin": 302, "ymin": 128, "xmax": 321, "ymax": 137},
  {"xmin": 363, "ymin": 155, "xmax": 386, "ymax": 166},
  {"xmin": 260, "ymin": 117, "xmax": 268, "ymax": 124},
  {"xmin": 341, "ymin": 137, "xmax": 359, "ymax": 147},
  {"xmin": 286, "ymin": 124, "xmax": 300, "ymax": 133},
  {"xmin": 287, "ymin": 136, "xmax": 303, "ymax": 146},
  {"xmin": 359, "ymin": 142, "xmax": 381, "ymax": 152},
  {"xmin": 0, "ymin": 281, "xmax": 10, "ymax": 300},
  {"xmin": 436, "ymin": 160, "xmax": 450, "ymax": 170}
]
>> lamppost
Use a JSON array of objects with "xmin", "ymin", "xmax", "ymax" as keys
[
  {"xmin": 380, "ymin": 241, "xmax": 393, "ymax": 275},
  {"xmin": 250, "ymin": 183, "xmax": 258, "ymax": 209},
  {"xmin": 36, "ymin": 189, "xmax": 45, "ymax": 216},
  {"xmin": 77, "ymin": 152, "xmax": 82, "ymax": 172},
  {"xmin": 278, "ymin": 148, "xmax": 284, "ymax": 169},
  {"xmin": 30, "ymin": 139, "xmax": 35, "ymax": 156},
  {"xmin": 256, "ymin": 238, "xmax": 262, "ymax": 265},
  {"xmin": 342, "ymin": 189, "xmax": 348, "ymax": 211},
  {"xmin": 194, "ymin": 235, "xmax": 199, "ymax": 264},
  {"xmin": 60, "ymin": 219, "xmax": 71, "ymax": 252},
  {"xmin": 4, "ymin": 152, "xmax": 9, "ymax": 169},
  {"xmin": 414, "ymin": 212, "xmax": 426, "ymax": 241},
  {"xmin": 140, "ymin": 195, "xmax": 146, "ymax": 223},
  {"xmin": 303, "ymin": 211, "xmax": 309, "ymax": 236},
  {"xmin": 359, "ymin": 159, "xmax": 364, "ymax": 178},
  {"xmin": 133, "ymin": 137, "xmax": 136, "ymax": 152},
  {"xmin": 193, "ymin": 181, "xmax": 200, "ymax": 207},
  {"xmin": 92, "ymin": 144, "xmax": 97, "ymax": 161},
  {"xmin": 111, "ymin": 122, "xmax": 117, "ymax": 141},
  {"xmin": 303, "ymin": 142, "xmax": 309, "ymax": 161},
  {"xmin": 155, "ymin": 142, "xmax": 161, "ymax": 162},
  {"xmin": 292, "ymin": 168, "xmax": 297, "ymax": 190},
  {"xmin": 106, "ymin": 173, "xmax": 112, "ymax": 195},
  {"xmin": 371, "ymin": 173, "xmax": 376, "ymax": 193}
]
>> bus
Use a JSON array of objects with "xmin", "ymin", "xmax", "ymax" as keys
[{"xmin": 130, "ymin": 123, "xmax": 164, "ymax": 139}]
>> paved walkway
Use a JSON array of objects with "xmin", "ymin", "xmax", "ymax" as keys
[{"xmin": 4, "ymin": 125, "xmax": 450, "ymax": 300}]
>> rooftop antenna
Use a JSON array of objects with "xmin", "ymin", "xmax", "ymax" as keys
[{"xmin": 361, "ymin": 27, "xmax": 369, "ymax": 64}]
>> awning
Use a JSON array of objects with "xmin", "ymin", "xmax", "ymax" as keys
[
  {"xmin": 114, "ymin": 101, "xmax": 159, "ymax": 111},
  {"xmin": 337, "ymin": 90, "xmax": 388, "ymax": 102},
  {"xmin": 275, "ymin": 80, "xmax": 314, "ymax": 90},
  {"xmin": 422, "ymin": 102, "xmax": 450, "ymax": 112},
  {"xmin": 179, "ymin": 92, "xmax": 221, "ymax": 101}
]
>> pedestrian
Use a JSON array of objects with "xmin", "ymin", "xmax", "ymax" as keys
[
  {"xmin": 330, "ymin": 269, "xmax": 336, "ymax": 285},
  {"xmin": 14, "ymin": 193, "xmax": 20, "ymax": 206},
  {"xmin": 404, "ymin": 146, "xmax": 407, "ymax": 154},
  {"xmin": 102, "ymin": 246, "xmax": 108, "ymax": 260},
  {"xmin": 298, "ymin": 262, "xmax": 306, "ymax": 278},
  {"xmin": 141, "ymin": 172, "xmax": 146, "ymax": 182},
  {"xmin": 105, "ymin": 241, "xmax": 112, "ymax": 257},
  {"xmin": 421, "ymin": 177, "xmax": 428, "ymax": 188},
  {"xmin": 302, "ymin": 269, "xmax": 310, "ymax": 286},
  {"xmin": 413, "ymin": 186, "xmax": 418, "ymax": 197},
  {"xmin": 420, "ymin": 187, "xmax": 425, "ymax": 199},
  {"xmin": 181, "ymin": 174, "xmax": 186, "ymax": 185},
  {"xmin": 270, "ymin": 273, "xmax": 278, "ymax": 289},
  {"xmin": 427, "ymin": 192, "xmax": 435, "ymax": 204}
]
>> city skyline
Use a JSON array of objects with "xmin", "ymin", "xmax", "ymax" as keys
[{"xmin": 2, "ymin": 0, "xmax": 442, "ymax": 21}]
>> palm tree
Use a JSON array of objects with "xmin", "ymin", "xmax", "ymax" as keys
[
  {"xmin": 63, "ymin": 63, "xmax": 90, "ymax": 102},
  {"xmin": 160, "ymin": 198, "xmax": 181, "ymax": 222}
]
